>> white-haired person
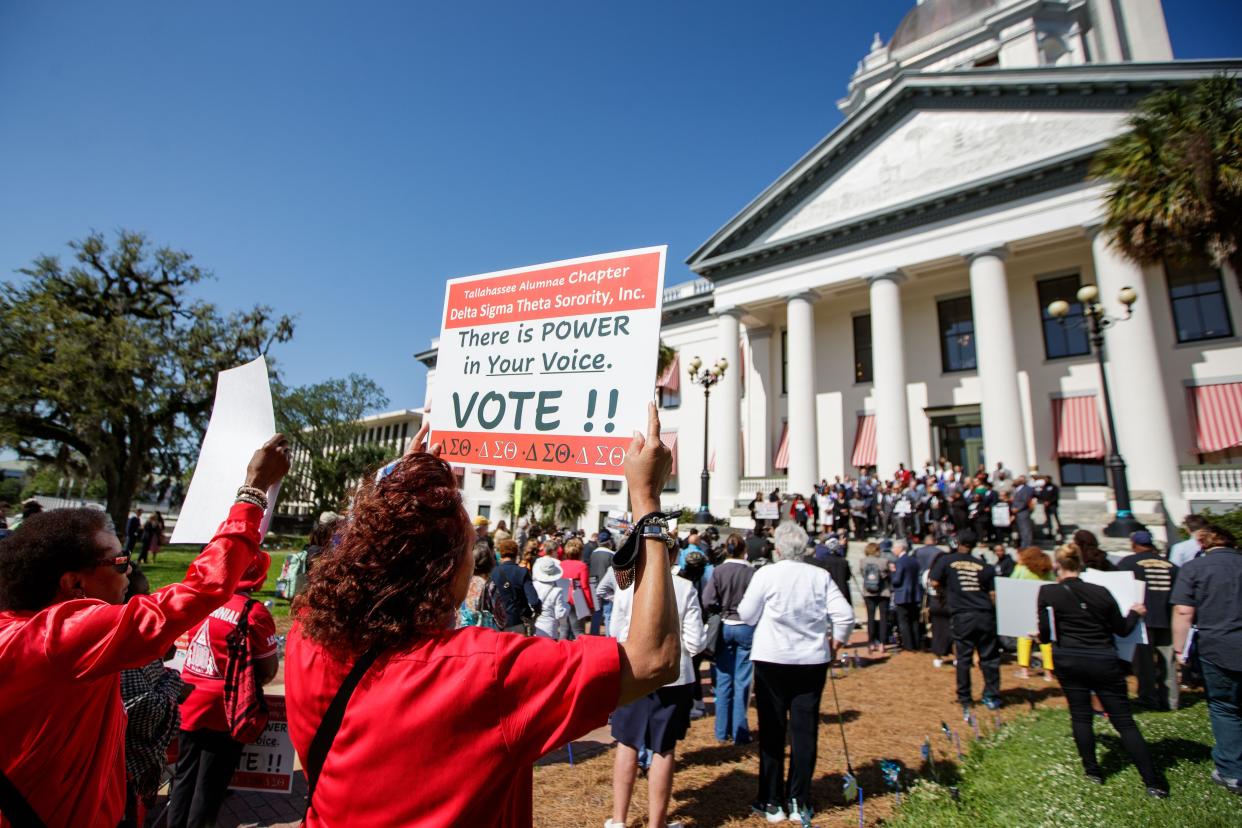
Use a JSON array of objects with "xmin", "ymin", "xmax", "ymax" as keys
[{"xmin": 738, "ymin": 521, "xmax": 855, "ymax": 825}]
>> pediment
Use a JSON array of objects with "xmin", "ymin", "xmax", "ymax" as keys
[{"xmin": 761, "ymin": 108, "xmax": 1128, "ymax": 244}]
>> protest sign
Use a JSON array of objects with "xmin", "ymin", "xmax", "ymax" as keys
[
  {"xmin": 755, "ymin": 502, "xmax": 780, "ymax": 521},
  {"xmin": 1081, "ymin": 569, "xmax": 1148, "ymax": 660},
  {"xmin": 171, "ymin": 357, "xmax": 278, "ymax": 543},
  {"xmin": 230, "ymin": 695, "xmax": 295, "ymax": 794},
  {"xmin": 994, "ymin": 577, "xmax": 1043, "ymax": 638},
  {"xmin": 432, "ymin": 247, "xmax": 666, "ymax": 479}
]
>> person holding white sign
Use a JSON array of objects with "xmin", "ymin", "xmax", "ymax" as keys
[
  {"xmin": 285, "ymin": 408, "xmax": 681, "ymax": 827},
  {"xmin": 0, "ymin": 435, "xmax": 290, "ymax": 828},
  {"xmin": 1037, "ymin": 544, "xmax": 1168, "ymax": 798}
]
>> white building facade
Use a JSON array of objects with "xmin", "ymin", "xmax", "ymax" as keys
[{"xmin": 421, "ymin": 0, "xmax": 1242, "ymax": 533}]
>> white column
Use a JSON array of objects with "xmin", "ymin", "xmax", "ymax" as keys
[
  {"xmin": 868, "ymin": 273, "xmax": 911, "ymax": 476},
  {"xmin": 785, "ymin": 291, "xmax": 819, "ymax": 496},
  {"xmin": 967, "ymin": 248, "xmax": 1030, "ymax": 474},
  {"xmin": 744, "ymin": 326, "xmax": 772, "ymax": 477},
  {"xmin": 711, "ymin": 307, "xmax": 743, "ymax": 515},
  {"xmin": 1089, "ymin": 228, "xmax": 1185, "ymax": 517}
]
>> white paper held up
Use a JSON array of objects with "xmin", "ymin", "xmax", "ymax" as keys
[
  {"xmin": 1081, "ymin": 569, "xmax": 1148, "ymax": 660},
  {"xmin": 170, "ymin": 356, "xmax": 278, "ymax": 544},
  {"xmin": 994, "ymin": 577, "xmax": 1045, "ymax": 638}
]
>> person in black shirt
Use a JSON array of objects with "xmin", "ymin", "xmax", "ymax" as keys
[
  {"xmin": 1171, "ymin": 524, "xmax": 1242, "ymax": 794},
  {"xmin": 1039, "ymin": 475, "xmax": 1063, "ymax": 542},
  {"xmin": 489, "ymin": 538, "xmax": 541, "ymax": 634},
  {"xmin": 1117, "ymin": 531, "xmax": 1179, "ymax": 710},
  {"xmin": 1038, "ymin": 543, "xmax": 1167, "ymax": 797},
  {"xmin": 929, "ymin": 529, "xmax": 1001, "ymax": 716}
]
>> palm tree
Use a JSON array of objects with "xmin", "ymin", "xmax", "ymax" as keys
[
  {"xmin": 500, "ymin": 474, "xmax": 589, "ymax": 527},
  {"xmin": 1091, "ymin": 74, "xmax": 1242, "ymax": 286}
]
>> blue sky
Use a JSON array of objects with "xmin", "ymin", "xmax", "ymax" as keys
[{"xmin": 2, "ymin": 1, "xmax": 1238, "ymax": 412}]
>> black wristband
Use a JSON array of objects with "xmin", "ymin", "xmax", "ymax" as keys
[{"xmin": 611, "ymin": 510, "xmax": 679, "ymax": 590}]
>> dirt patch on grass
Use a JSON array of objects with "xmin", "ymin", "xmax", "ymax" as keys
[{"xmin": 533, "ymin": 649, "xmax": 1069, "ymax": 827}]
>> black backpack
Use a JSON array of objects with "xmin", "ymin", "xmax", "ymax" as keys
[{"xmin": 863, "ymin": 561, "xmax": 883, "ymax": 594}]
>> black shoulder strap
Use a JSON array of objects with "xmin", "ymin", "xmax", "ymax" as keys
[
  {"xmin": 304, "ymin": 646, "xmax": 381, "ymax": 811},
  {"xmin": 0, "ymin": 767, "xmax": 46, "ymax": 828}
]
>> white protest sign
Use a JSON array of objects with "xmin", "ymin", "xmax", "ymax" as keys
[
  {"xmin": 171, "ymin": 357, "xmax": 278, "ymax": 543},
  {"xmin": 432, "ymin": 247, "xmax": 666, "ymax": 480},
  {"xmin": 230, "ymin": 695, "xmax": 295, "ymax": 794},
  {"xmin": 1081, "ymin": 569, "xmax": 1148, "ymax": 660},
  {"xmin": 995, "ymin": 577, "xmax": 1044, "ymax": 638},
  {"xmin": 755, "ymin": 502, "xmax": 780, "ymax": 520}
]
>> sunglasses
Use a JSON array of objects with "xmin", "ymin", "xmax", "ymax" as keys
[{"xmin": 95, "ymin": 554, "xmax": 132, "ymax": 574}]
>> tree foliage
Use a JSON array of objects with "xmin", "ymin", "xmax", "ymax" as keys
[
  {"xmin": 0, "ymin": 230, "xmax": 294, "ymax": 533},
  {"xmin": 273, "ymin": 374, "xmax": 391, "ymax": 517},
  {"xmin": 500, "ymin": 474, "xmax": 589, "ymax": 528},
  {"xmin": 1092, "ymin": 74, "xmax": 1242, "ymax": 281}
]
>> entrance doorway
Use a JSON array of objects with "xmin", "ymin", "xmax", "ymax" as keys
[{"xmin": 929, "ymin": 406, "xmax": 984, "ymax": 472}]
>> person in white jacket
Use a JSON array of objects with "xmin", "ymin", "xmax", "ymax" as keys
[
  {"xmin": 738, "ymin": 520, "xmax": 855, "ymax": 826},
  {"xmin": 531, "ymin": 556, "xmax": 568, "ymax": 639},
  {"xmin": 606, "ymin": 540, "xmax": 705, "ymax": 828}
]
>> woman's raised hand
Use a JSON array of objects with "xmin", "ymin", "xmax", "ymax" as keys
[{"xmin": 624, "ymin": 403, "xmax": 672, "ymax": 515}]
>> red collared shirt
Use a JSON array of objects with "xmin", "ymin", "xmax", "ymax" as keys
[{"xmin": 286, "ymin": 625, "xmax": 620, "ymax": 827}]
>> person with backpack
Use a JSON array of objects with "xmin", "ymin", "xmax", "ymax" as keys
[
  {"xmin": 0, "ymin": 436, "xmax": 289, "ymax": 828},
  {"xmin": 861, "ymin": 542, "xmax": 892, "ymax": 654},
  {"xmin": 168, "ymin": 543, "xmax": 281, "ymax": 828},
  {"xmin": 491, "ymin": 538, "xmax": 542, "ymax": 635},
  {"xmin": 459, "ymin": 541, "xmax": 508, "ymax": 630}
]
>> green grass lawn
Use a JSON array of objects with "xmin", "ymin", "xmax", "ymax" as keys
[
  {"xmin": 139, "ymin": 544, "xmax": 293, "ymax": 619},
  {"xmin": 888, "ymin": 703, "xmax": 1239, "ymax": 828}
]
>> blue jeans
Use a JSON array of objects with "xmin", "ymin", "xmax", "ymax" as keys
[
  {"xmin": 714, "ymin": 623, "xmax": 756, "ymax": 742},
  {"xmin": 591, "ymin": 600, "xmax": 614, "ymax": 635},
  {"xmin": 1202, "ymin": 658, "xmax": 1242, "ymax": 781}
]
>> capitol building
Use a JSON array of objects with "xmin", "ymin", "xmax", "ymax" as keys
[{"xmin": 421, "ymin": 0, "xmax": 1242, "ymax": 537}]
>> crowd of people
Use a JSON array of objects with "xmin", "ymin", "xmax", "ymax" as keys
[{"xmin": 1, "ymin": 417, "xmax": 1241, "ymax": 827}]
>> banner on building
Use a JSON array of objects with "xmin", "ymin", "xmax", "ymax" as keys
[
  {"xmin": 229, "ymin": 694, "xmax": 295, "ymax": 794},
  {"xmin": 432, "ymin": 247, "xmax": 667, "ymax": 480}
]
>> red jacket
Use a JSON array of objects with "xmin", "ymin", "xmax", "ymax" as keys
[{"xmin": 0, "ymin": 503, "xmax": 263, "ymax": 828}]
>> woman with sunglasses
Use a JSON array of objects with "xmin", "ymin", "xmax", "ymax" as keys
[{"xmin": 0, "ymin": 435, "xmax": 290, "ymax": 828}]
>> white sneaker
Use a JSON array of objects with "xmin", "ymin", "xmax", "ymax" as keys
[
  {"xmin": 603, "ymin": 821, "xmax": 625, "ymax": 827},
  {"xmin": 933, "ymin": 658, "xmax": 944, "ymax": 668},
  {"xmin": 752, "ymin": 802, "xmax": 787, "ymax": 823}
]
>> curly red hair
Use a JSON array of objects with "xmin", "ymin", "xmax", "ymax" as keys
[{"xmin": 294, "ymin": 451, "xmax": 472, "ymax": 654}]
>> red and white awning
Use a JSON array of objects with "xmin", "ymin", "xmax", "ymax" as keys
[
  {"xmin": 661, "ymin": 431, "xmax": 679, "ymax": 476},
  {"xmin": 657, "ymin": 354, "xmax": 681, "ymax": 392},
  {"xmin": 773, "ymin": 423, "xmax": 790, "ymax": 471},
  {"xmin": 1052, "ymin": 395, "xmax": 1106, "ymax": 459},
  {"xmin": 1190, "ymin": 381, "xmax": 1242, "ymax": 453},
  {"xmin": 850, "ymin": 414, "xmax": 877, "ymax": 469},
  {"xmin": 473, "ymin": 468, "xmax": 497, "ymax": 475}
]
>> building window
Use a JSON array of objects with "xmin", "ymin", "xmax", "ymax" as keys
[
  {"xmin": 478, "ymin": 503, "xmax": 491, "ymax": 519},
  {"xmin": 601, "ymin": 478, "xmax": 622, "ymax": 494},
  {"xmin": 1037, "ymin": 273, "xmax": 1091, "ymax": 359},
  {"xmin": 659, "ymin": 387, "xmax": 681, "ymax": 409},
  {"xmin": 974, "ymin": 53, "xmax": 1000, "ymax": 68},
  {"xmin": 481, "ymin": 471, "xmax": 496, "ymax": 491},
  {"xmin": 663, "ymin": 473, "xmax": 677, "ymax": 493},
  {"xmin": 780, "ymin": 328, "xmax": 788, "ymax": 394},
  {"xmin": 453, "ymin": 468, "xmax": 465, "ymax": 488},
  {"xmin": 937, "ymin": 296, "xmax": 977, "ymax": 372},
  {"xmin": 852, "ymin": 314, "xmax": 872, "ymax": 383},
  {"xmin": 1059, "ymin": 459, "xmax": 1107, "ymax": 486},
  {"xmin": 1166, "ymin": 259, "xmax": 1234, "ymax": 343}
]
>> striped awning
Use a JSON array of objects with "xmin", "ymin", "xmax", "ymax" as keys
[
  {"xmin": 473, "ymin": 468, "xmax": 497, "ymax": 475},
  {"xmin": 1052, "ymin": 395, "xmax": 1106, "ymax": 459},
  {"xmin": 657, "ymin": 354, "xmax": 680, "ymax": 392},
  {"xmin": 452, "ymin": 465, "xmax": 465, "ymax": 476},
  {"xmin": 773, "ymin": 423, "xmax": 790, "ymax": 471},
  {"xmin": 1190, "ymin": 381, "xmax": 1242, "ymax": 453},
  {"xmin": 661, "ymin": 431, "xmax": 679, "ymax": 476},
  {"xmin": 850, "ymin": 414, "xmax": 877, "ymax": 469}
]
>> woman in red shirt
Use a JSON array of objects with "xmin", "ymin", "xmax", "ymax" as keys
[
  {"xmin": 0, "ymin": 436, "xmax": 289, "ymax": 828},
  {"xmin": 286, "ymin": 409, "xmax": 681, "ymax": 827}
]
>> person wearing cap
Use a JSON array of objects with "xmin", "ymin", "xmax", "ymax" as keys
[
  {"xmin": 473, "ymin": 515, "xmax": 493, "ymax": 552},
  {"xmin": 1117, "ymin": 530, "xmax": 1179, "ymax": 711},
  {"xmin": 168, "ymin": 541, "xmax": 281, "ymax": 827},
  {"xmin": 929, "ymin": 528, "xmax": 1002, "ymax": 717},
  {"xmin": 589, "ymin": 528, "xmax": 616, "ymax": 635},
  {"xmin": 531, "ymin": 556, "xmax": 569, "ymax": 639}
]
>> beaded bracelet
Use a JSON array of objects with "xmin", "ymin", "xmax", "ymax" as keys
[{"xmin": 235, "ymin": 491, "xmax": 268, "ymax": 510}]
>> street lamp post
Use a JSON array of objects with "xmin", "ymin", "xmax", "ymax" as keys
[
  {"xmin": 1047, "ymin": 283, "xmax": 1145, "ymax": 537},
  {"xmin": 688, "ymin": 354, "xmax": 728, "ymax": 525}
]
